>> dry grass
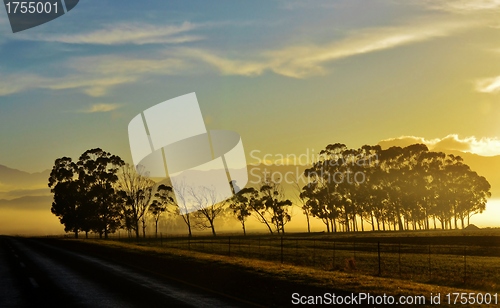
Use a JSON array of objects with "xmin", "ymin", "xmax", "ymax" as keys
[{"xmin": 69, "ymin": 238, "xmax": 500, "ymax": 307}]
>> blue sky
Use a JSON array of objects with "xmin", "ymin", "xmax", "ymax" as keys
[{"xmin": 2, "ymin": 0, "xmax": 500, "ymax": 172}]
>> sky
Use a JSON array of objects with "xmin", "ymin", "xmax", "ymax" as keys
[
  {"xmin": 1, "ymin": 0, "xmax": 500, "ymax": 173},
  {"xmin": 2, "ymin": 0, "xmax": 500, "ymax": 232}
]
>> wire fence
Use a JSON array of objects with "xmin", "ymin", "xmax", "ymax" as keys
[{"xmin": 105, "ymin": 234, "xmax": 500, "ymax": 291}]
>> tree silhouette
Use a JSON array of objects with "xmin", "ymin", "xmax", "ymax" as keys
[
  {"xmin": 77, "ymin": 148, "xmax": 124, "ymax": 239},
  {"xmin": 302, "ymin": 143, "xmax": 491, "ymax": 232},
  {"xmin": 150, "ymin": 184, "xmax": 174, "ymax": 237},
  {"xmin": 190, "ymin": 186, "xmax": 226, "ymax": 236},
  {"xmin": 117, "ymin": 164, "xmax": 155, "ymax": 238},
  {"xmin": 48, "ymin": 157, "xmax": 82, "ymax": 238},
  {"xmin": 230, "ymin": 187, "xmax": 256, "ymax": 235},
  {"xmin": 49, "ymin": 149, "xmax": 124, "ymax": 238},
  {"xmin": 172, "ymin": 181, "xmax": 193, "ymax": 237},
  {"xmin": 257, "ymin": 177, "xmax": 292, "ymax": 234}
]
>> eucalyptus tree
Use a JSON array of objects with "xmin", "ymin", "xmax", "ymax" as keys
[
  {"xmin": 49, "ymin": 149, "xmax": 124, "ymax": 239},
  {"xmin": 458, "ymin": 170, "xmax": 490, "ymax": 227},
  {"xmin": 259, "ymin": 179, "xmax": 292, "ymax": 234},
  {"xmin": 302, "ymin": 142, "xmax": 491, "ymax": 232},
  {"xmin": 48, "ymin": 157, "xmax": 83, "ymax": 238},
  {"xmin": 77, "ymin": 148, "xmax": 124, "ymax": 239},
  {"xmin": 149, "ymin": 184, "xmax": 174, "ymax": 237},
  {"xmin": 230, "ymin": 187, "xmax": 256, "ymax": 235}
]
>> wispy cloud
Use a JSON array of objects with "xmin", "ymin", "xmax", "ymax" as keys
[
  {"xmin": 18, "ymin": 22, "xmax": 203, "ymax": 45},
  {"xmin": 0, "ymin": 15, "xmax": 481, "ymax": 96},
  {"xmin": 78, "ymin": 103, "xmax": 121, "ymax": 113},
  {"xmin": 379, "ymin": 134, "xmax": 500, "ymax": 156},
  {"xmin": 0, "ymin": 54, "xmax": 187, "ymax": 97},
  {"xmin": 179, "ymin": 19, "xmax": 473, "ymax": 78},
  {"xmin": 68, "ymin": 55, "xmax": 186, "ymax": 76},
  {"xmin": 475, "ymin": 76, "xmax": 500, "ymax": 93},
  {"xmin": 179, "ymin": 49, "xmax": 266, "ymax": 76},
  {"xmin": 420, "ymin": 0, "xmax": 500, "ymax": 13},
  {"xmin": 0, "ymin": 71, "xmax": 52, "ymax": 95}
]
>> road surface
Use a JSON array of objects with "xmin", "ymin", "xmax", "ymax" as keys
[{"xmin": 0, "ymin": 237, "xmax": 251, "ymax": 307}]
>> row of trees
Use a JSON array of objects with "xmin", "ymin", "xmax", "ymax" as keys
[
  {"xmin": 49, "ymin": 143, "xmax": 490, "ymax": 238},
  {"xmin": 49, "ymin": 148, "xmax": 294, "ymax": 238},
  {"xmin": 298, "ymin": 143, "xmax": 491, "ymax": 232},
  {"xmin": 48, "ymin": 149, "xmax": 175, "ymax": 239}
]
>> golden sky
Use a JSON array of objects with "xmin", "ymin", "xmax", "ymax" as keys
[{"xmin": 2, "ymin": 0, "xmax": 500, "ymax": 233}]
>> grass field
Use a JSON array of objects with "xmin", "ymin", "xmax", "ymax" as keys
[
  {"xmin": 52, "ymin": 229, "xmax": 500, "ymax": 307},
  {"xmin": 107, "ymin": 229, "xmax": 500, "ymax": 293}
]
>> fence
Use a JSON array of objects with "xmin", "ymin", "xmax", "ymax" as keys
[{"xmin": 107, "ymin": 234, "xmax": 500, "ymax": 291}]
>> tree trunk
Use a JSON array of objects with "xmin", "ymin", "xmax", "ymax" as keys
[{"xmin": 211, "ymin": 223, "xmax": 216, "ymax": 236}]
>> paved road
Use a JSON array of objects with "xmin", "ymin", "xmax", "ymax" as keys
[{"xmin": 0, "ymin": 237, "xmax": 243, "ymax": 307}]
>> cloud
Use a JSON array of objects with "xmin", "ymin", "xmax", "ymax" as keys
[
  {"xmin": 18, "ymin": 22, "xmax": 203, "ymax": 45},
  {"xmin": 78, "ymin": 104, "xmax": 121, "ymax": 113},
  {"xmin": 0, "ymin": 73, "xmax": 47, "ymax": 95},
  {"xmin": 178, "ymin": 19, "xmax": 473, "ymax": 78},
  {"xmin": 378, "ymin": 134, "xmax": 500, "ymax": 156},
  {"xmin": 179, "ymin": 49, "xmax": 266, "ymax": 76},
  {"xmin": 0, "ymin": 14, "xmax": 482, "ymax": 96},
  {"xmin": 68, "ymin": 55, "xmax": 186, "ymax": 76},
  {"xmin": 0, "ymin": 54, "xmax": 187, "ymax": 97},
  {"xmin": 420, "ymin": 0, "xmax": 500, "ymax": 13},
  {"xmin": 475, "ymin": 76, "xmax": 500, "ymax": 93},
  {"xmin": 49, "ymin": 75, "xmax": 137, "ymax": 97}
]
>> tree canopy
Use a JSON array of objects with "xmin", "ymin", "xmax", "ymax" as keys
[
  {"xmin": 49, "ymin": 148, "xmax": 124, "ymax": 238},
  {"xmin": 301, "ymin": 144, "xmax": 491, "ymax": 232}
]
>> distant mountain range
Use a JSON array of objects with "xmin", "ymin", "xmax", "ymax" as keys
[
  {"xmin": 0, "ymin": 165, "xmax": 50, "ymax": 191},
  {"xmin": 0, "ymin": 195, "xmax": 52, "ymax": 210}
]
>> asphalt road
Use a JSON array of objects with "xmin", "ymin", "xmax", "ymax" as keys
[{"xmin": 0, "ymin": 237, "xmax": 244, "ymax": 308}]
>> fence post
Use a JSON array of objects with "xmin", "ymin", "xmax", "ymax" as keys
[
  {"xmin": 313, "ymin": 240, "xmax": 316, "ymax": 267},
  {"xmin": 295, "ymin": 239, "xmax": 298, "ymax": 263},
  {"xmin": 378, "ymin": 241, "xmax": 381, "ymax": 276},
  {"xmin": 280, "ymin": 236, "xmax": 284, "ymax": 264},
  {"xmin": 428, "ymin": 244, "xmax": 431, "ymax": 280},
  {"xmin": 332, "ymin": 241, "xmax": 336, "ymax": 270},
  {"xmin": 464, "ymin": 246, "xmax": 467, "ymax": 285},
  {"xmin": 398, "ymin": 242, "xmax": 401, "ymax": 278}
]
